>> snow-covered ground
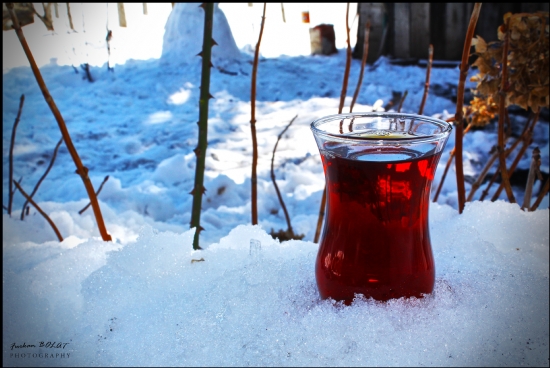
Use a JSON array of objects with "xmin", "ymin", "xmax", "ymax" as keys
[{"xmin": 3, "ymin": 3, "xmax": 549, "ymax": 366}]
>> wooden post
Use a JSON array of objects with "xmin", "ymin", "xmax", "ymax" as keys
[
  {"xmin": 409, "ymin": 3, "xmax": 430, "ymax": 59},
  {"xmin": 444, "ymin": 3, "xmax": 468, "ymax": 60},
  {"xmin": 393, "ymin": 3, "xmax": 409, "ymax": 59},
  {"xmin": 354, "ymin": 3, "xmax": 386, "ymax": 63}
]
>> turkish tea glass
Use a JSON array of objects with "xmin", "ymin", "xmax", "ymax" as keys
[{"xmin": 311, "ymin": 112, "xmax": 452, "ymax": 303}]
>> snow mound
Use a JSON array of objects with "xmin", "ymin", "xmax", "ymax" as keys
[{"xmin": 161, "ymin": 3, "xmax": 241, "ymax": 66}]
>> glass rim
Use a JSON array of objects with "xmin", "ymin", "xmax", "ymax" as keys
[{"xmin": 310, "ymin": 112, "xmax": 453, "ymax": 144}]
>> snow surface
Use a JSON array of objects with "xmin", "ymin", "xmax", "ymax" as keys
[{"xmin": 3, "ymin": 3, "xmax": 549, "ymax": 367}]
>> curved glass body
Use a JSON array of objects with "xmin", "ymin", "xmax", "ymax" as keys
[{"xmin": 311, "ymin": 112, "xmax": 452, "ymax": 303}]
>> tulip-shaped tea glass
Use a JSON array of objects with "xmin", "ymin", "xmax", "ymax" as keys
[{"xmin": 311, "ymin": 112, "xmax": 452, "ymax": 303}]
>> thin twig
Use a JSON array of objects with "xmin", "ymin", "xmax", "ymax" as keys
[
  {"xmin": 454, "ymin": 3, "xmax": 482, "ymax": 214},
  {"xmin": 79, "ymin": 176, "xmax": 110, "ymax": 215},
  {"xmin": 521, "ymin": 147, "xmax": 540, "ymax": 210},
  {"xmin": 432, "ymin": 123, "xmax": 472, "ymax": 202},
  {"xmin": 13, "ymin": 180, "xmax": 63, "ymax": 242},
  {"xmin": 349, "ymin": 20, "xmax": 370, "ymax": 113},
  {"xmin": 530, "ymin": 178, "xmax": 549, "ymax": 211},
  {"xmin": 8, "ymin": 94, "xmax": 25, "ymax": 216},
  {"xmin": 250, "ymin": 3, "xmax": 267, "ymax": 226},
  {"xmin": 397, "ymin": 90, "xmax": 408, "ymax": 113},
  {"xmin": 314, "ymin": 3, "xmax": 353, "ymax": 244},
  {"xmin": 418, "ymin": 44, "xmax": 433, "ymax": 115},
  {"xmin": 280, "ymin": 3, "xmax": 285, "ymax": 23},
  {"xmin": 338, "ymin": 3, "xmax": 353, "ymax": 115},
  {"xmin": 270, "ymin": 115, "xmax": 298, "ymax": 236},
  {"xmin": 21, "ymin": 138, "xmax": 63, "ymax": 220},
  {"xmin": 496, "ymin": 17, "xmax": 516, "ymax": 204},
  {"xmin": 6, "ymin": 3, "xmax": 111, "ymax": 241}
]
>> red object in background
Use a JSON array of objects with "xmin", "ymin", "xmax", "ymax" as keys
[
  {"xmin": 302, "ymin": 11, "xmax": 310, "ymax": 23},
  {"xmin": 316, "ymin": 149, "xmax": 442, "ymax": 304}
]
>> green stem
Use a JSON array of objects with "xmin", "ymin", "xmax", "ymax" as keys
[{"xmin": 190, "ymin": 3, "xmax": 214, "ymax": 250}]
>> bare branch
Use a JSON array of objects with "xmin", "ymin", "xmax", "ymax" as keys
[
  {"xmin": 250, "ymin": 3, "xmax": 267, "ymax": 225},
  {"xmin": 418, "ymin": 44, "xmax": 434, "ymax": 115},
  {"xmin": 349, "ymin": 20, "xmax": 370, "ymax": 113},
  {"xmin": 454, "ymin": 3, "xmax": 482, "ymax": 214},
  {"xmin": 270, "ymin": 115, "xmax": 298, "ymax": 237},
  {"xmin": 530, "ymin": 178, "xmax": 549, "ymax": 211},
  {"xmin": 495, "ymin": 16, "xmax": 516, "ymax": 203},
  {"xmin": 8, "ymin": 94, "xmax": 25, "ymax": 216},
  {"xmin": 397, "ymin": 90, "xmax": 408, "ymax": 113},
  {"xmin": 6, "ymin": 3, "xmax": 111, "ymax": 241},
  {"xmin": 21, "ymin": 138, "xmax": 63, "ymax": 220}
]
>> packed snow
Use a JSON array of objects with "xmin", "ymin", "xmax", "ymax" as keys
[{"xmin": 3, "ymin": 3, "xmax": 549, "ymax": 367}]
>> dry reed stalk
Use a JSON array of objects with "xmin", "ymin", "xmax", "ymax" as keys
[
  {"xmin": 530, "ymin": 178, "xmax": 549, "ymax": 211},
  {"xmin": 314, "ymin": 3, "xmax": 353, "ymax": 244},
  {"xmin": 270, "ymin": 115, "xmax": 298, "ymax": 237},
  {"xmin": 79, "ymin": 176, "xmax": 110, "ymax": 215},
  {"xmin": 349, "ymin": 20, "xmax": 371, "ymax": 113},
  {"xmin": 495, "ymin": 17, "xmax": 516, "ymax": 203},
  {"xmin": 432, "ymin": 123, "xmax": 472, "ymax": 202},
  {"xmin": 250, "ymin": 3, "xmax": 267, "ymax": 226},
  {"xmin": 7, "ymin": 3, "xmax": 112, "ymax": 241},
  {"xmin": 21, "ymin": 138, "xmax": 63, "ymax": 220},
  {"xmin": 8, "ymin": 94, "xmax": 24, "ymax": 216},
  {"xmin": 13, "ymin": 180, "xmax": 63, "ymax": 242},
  {"xmin": 418, "ymin": 44, "xmax": 434, "ymax": 115},
  {"xmin": 454, "ymin": 2, "xmax": 482, "ymax": 214},
  {"xmin": 521, "ymin": 147, "xmax": 541, "ymax": 210}
]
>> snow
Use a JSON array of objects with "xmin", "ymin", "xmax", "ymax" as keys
[{"xmin": 3, "ymin": 3, "xmax": 549, "ymax": 367}]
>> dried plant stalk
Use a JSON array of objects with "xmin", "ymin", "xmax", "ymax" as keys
[
  {"xmin": 270, "ymin": 115, "xmax": 298, "ymax": 237},
  {"xmin": 432, "ymin": 122, "xmax": 471, "ymax": 202},
  {"xmin": 467, "ymin": 112, "xmax": 534, "ymax": 202},
  {"xmin": 314, "ymin": 3, "xmax": 353, "ymax": 244},
  {"xmin": 8, "ymin": 94, "xmax": 24, "ymax": 216},
  {"xmin": 521, "ymin": 147, "xmax": 541, "ymax": 210},
  {"xmin": 7, "ymin": 3, "xmax": 112, "ymax": 241},
  {"xmin": 530, "ymin": 178, "xmax": 549, "ymax": 211},
  {"xmin": 21, "ymin": 137, "xmax": 63, "ymax": 220},
  {"xmin": 250, "ymin": 3, "xmax": 267, "ymax": 226},
  {"xmin": 13, "ymin": 180, "xmax": 63, "ymax": 242},
  {"xmin": 495, "ymin": 17, "xmax": 516, "ymax": 203},
  {"xmin": 454, "ymin": 3, "xmax": 482, "ymax": 214},
  {"xmin": 418, "ymin": 44, "xmax": 434, "ymax": 115},
  {"xmin": 349, "ymin": 20, "xmax": 370, "ymax": 113},
  {"xmin": 79, "ymin": 176, "xmax": 110, "ymax": 215},
  {"xmin": 190, "ymin": 2, "xmax": 215, "ymax": 250}
]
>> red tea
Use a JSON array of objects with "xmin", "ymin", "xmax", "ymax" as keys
[{"xmin": 316, "ymin": 148, "xmax": 442, "ymax": 303}]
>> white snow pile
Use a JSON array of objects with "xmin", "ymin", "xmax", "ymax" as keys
[{"xmin": 2, "ymin": 201, "xmax": 549, "ymax": 367}]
